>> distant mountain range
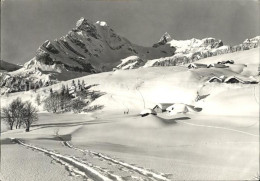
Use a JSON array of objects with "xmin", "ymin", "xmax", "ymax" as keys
[
  {"xmin": 1, "ymin": 17, "xmax": 259, "ymax": 94},
  {"xmin": 118, "ymin": 33, "xmax": 260, "ymax": 70}
]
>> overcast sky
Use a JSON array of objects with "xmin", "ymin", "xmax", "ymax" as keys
[{"xmin": 1, "ymin": 0, "xmax": 259, "ymax": 64}]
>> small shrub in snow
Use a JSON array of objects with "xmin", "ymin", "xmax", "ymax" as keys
[
  {"xmin": 43, "ymin": 84, "xmax": 105, "ymax": 114},
  {"xmin": 70, "ymin": 99, "xmax": 88, "ymax": 113}
]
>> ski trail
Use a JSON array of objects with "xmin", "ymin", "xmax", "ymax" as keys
[
  {"xmin": 177, "ymin": 120, "xmax": 259, "ymax": 137},
  {"xmin": 12, "ymin": 138, "xmax": 121, "ymax": 181},
  {"xmin": 71, "ymin": 156, "xmax": 124, "ymax": 181},
  {"xmin": 64, "ymin": 141, "xmax": 171, "ymax": 181},
  {"xmin": 49, "ymin": 155, "xmax": 89, "ymax": 179},
  {"xmin": 253, "ymin": 85, "xmax": 259, "ymax": 104}
]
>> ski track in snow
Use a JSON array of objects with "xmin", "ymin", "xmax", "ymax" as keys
[
  {"xmin": 177, "ymin": 120, "xmax": 259, "ymax": 137},
  {"xmin": 12, "ymin": 138, "xmax": 117, "ymax": 181},
  {"xmin": 63, "ymin": 141, "xmax": 171, "ymax": 181},
  {"xmin": 12, "ymin": 138, "xmax": 171, "ymax": 181}
]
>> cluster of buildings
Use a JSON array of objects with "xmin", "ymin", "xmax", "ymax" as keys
[{"xmin": 140, "ymin": 103, "xmax": 202, "ymax": 117}]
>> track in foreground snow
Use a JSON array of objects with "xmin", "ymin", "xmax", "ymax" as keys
[
  {"xmin": 63, "ymin": 141, "xmax": 171, "ymax": 181},
  {"xmin": 12, "ymin": 138, "xmax": 120, "ymax": 181},
  {"xmin": 12, "ymin": 138, "xmax": 171, "ymax": 181}
]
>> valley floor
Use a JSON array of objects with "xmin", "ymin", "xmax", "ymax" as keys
[{"xmin": 1, "ymin": 112, "xmax": 259, "ymax": 180}]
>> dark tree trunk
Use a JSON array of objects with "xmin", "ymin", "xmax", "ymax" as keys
[
  {"xmin": 18, "ymin": 120, "xmax": 23, "ymax": 128},
  {"xmin": 16, "ymin": 121, "xmax": 19, "ymax": 129},
  {"xmin": 25, "ymin": 123, "xmax": 30, "ymax": 132}
]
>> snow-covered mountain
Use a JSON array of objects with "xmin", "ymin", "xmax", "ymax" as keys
[
  {"xmin": 1, "ymin": 17, "xmax": 259, "ymax": 94},
  {"xmin": 23, "ymin": 17, "xmax": 175, "ymax": 75},
  {"xmin": 121, "ymin": 35, "xmax": 260, "ymax": 69},
  {"xmin": 0, "ymin": 18, "xmax": 176, "ymax": 94}
]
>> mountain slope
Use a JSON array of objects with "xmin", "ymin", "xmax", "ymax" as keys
[
  {"xmin": 0, "ymin": 60, "xmax": 22, "ymax": 72},
  {"xmin": 27, "ymin": 18, "xmax": 175, "ymax": 74},
  {"xmin": 2, "ymin": 47, "xmax": 259, "ymax": 115}
]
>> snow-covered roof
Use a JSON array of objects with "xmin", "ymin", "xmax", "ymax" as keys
[
  {"xmin": 166, "ymin": 103, "xmax": 188, "ymax": 114},
  {"xmin": 153, "ymin": 103, "xmax": 173, "ymax": 110},
  {"xmin": 140, "ymin": 108, "xmax": 157, "ymax": 115},
  {"xmin": 207, "ymin": 76, "xmax": 224, "ymax": 83},
  {"xmin": 224, "ymin": 76, "xmax": 258, "ymax": 84},
  {"xmin": 188, "ymin": 63, "xmax": 207, "ymax": 68},
  {"xmin": 96, "ymin": 21, "xmax": 108, "ymax": 27}
]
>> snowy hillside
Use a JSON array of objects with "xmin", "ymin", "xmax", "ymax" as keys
[
  {"xmin": 1, "ymin": 42, "xmax": 259, "ymax": 181},
  {"xmin": 2, "ymin": 47, "xmax": 259, "ymax": 116}
]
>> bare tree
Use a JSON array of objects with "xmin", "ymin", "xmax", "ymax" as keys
[
  {"xmin": 1, "ymin": 98, "xmax": 38, "ymax": 132},
  {"xmin": 9, "ymin": 98, "xmax": 24, "ymax": 129},
  {"xmin": 21, "ymin": 101, "xmax": 38, "ymax": 132},
  {"xmin": 1, "ymin": 107, "xmax": 15, "ymax": 130}
]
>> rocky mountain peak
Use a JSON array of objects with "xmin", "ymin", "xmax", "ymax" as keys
[
  {"xmin": 76, "ymin": 17, "xmax": 92, "ymax": 29},
  {"xmin": 153, "ymin": 32, "xmax": 172, "ymax": 48},
  {"xmin": 159, "ymin": 32, "xmax": 172, "ymax": 43},
  {"xmin": 75, "ymin": 18, "xmax": 99, "ymax": 38}
]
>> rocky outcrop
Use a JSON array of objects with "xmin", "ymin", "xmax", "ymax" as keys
[
  {"xmin": 144, "ymin": 35, "xmax": 260, "ymax": 68},
  {"xmin": 144, "ymin": 54, "xmax": 192, "ymax": 67},
  {"xmin": 153, "ymin": 32, "xmax": 172, "ymax": 48},
  {"xmin": 243, "ymin": 36, "xmax": 260, "ymax": 49},
  {"xmin": 116, "ymin": 56, "xmax": 145, "ymax": 70},
  {"xmin": 168, "ymin": 37, "xmax": 224, "ymax": 54},
  {"xmin": 76, "ymin": 18, "xmax": 100, "ymax": 39}
]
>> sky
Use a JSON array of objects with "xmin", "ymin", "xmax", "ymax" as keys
[{"xmin": 1, "ymin": 0, "xmax": 259, "ymax": 64}]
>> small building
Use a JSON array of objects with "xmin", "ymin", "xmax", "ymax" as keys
[
  {"xmin": 166, "ymin": 103, "xmax": 202, "ymax": 114},
  {"xmin": 224, "ymin": 76, "xmax": 244, "ymax": 84},
  {"xmin": 152, "ymin": 103, "xmax": 173, "ymax": 113},
  {"xmin": 207, "ymin": 63, "xmax": 215, "ymax": 68},
  {"xmin": 224, "ymin": 76, "xmax": 258, "ymax": 84},
  {"xmin": 140, "ymin": 108, "xmax": 157, "ymax": 117},
  {"xmin": 188, "ymin": 63, "xmax": 208, "ymax": 69},
  {"xmin": 217, "ymin": 60, "xmax": 234, "ymax": 65},
  {"xmin": 207, "ymin": 75, "xmax": 225, "ymax": 83},
  {"xmin": 166, "ymin": 104, "xmax": 188, "ymax": 115}
]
